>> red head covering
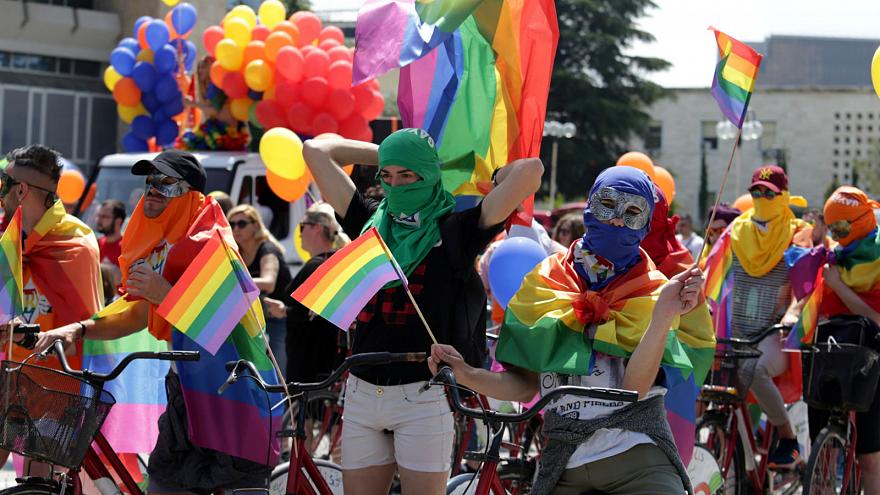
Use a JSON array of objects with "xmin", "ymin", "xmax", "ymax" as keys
[{"xmin": 641, "ymin": 186, "xmax": 694, "ymax": 277}]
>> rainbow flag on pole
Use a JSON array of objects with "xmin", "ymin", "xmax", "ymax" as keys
[
  {"xmin": 157, "ymin": 231, "xmax": 260, "ymax": 355},
  {"xmin": 0, "ymin": 208, "xmax": 23, "ymax": 323},
  {"xmin": 710, "ymin": 27, "xmax": 763, "ymax": 128},
  {"xmin": 292, "ymin": 227, "xmax": 405, "ymax": 331}
]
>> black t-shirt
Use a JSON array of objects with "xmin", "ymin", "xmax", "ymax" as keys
[
  {"xmin": 340, "ymin": 191, "xmax": 503, "ymax": 385},
  {"xmin": 247, "ymin": 240, "xmax": 293, "ymax": 303}
]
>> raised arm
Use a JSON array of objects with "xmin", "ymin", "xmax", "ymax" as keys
[
  {"xmin": 479, "ymin": 158, "xmax": 544, "ymax": 229},
  {"xmin": 302, "ymin": 138, "xmax": 379, "ymax": 218}
]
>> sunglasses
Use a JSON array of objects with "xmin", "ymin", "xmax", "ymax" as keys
[
  {"xmin": 299, "ymin": 222, "xmax": 315, "ymax": 233},
  {"xmin": 0, "ymin": 171, "xmax": 55, "ymax": 198},
  {"xmin": 749, "ymin": 188, "xmax": 778, "ymax": 200},
  {"xmin": 230, "ymin": 220, "xmax": 253, "ymax": 229},
  {"xmin": 828, "ymin": 211, "xmax": 871, "ymax": 240},
  {"xmin": 145, "ymin": 172, "xmax": 188, "ymax": 198}
]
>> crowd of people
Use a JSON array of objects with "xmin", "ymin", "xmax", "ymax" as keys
[{"xmin": 0, "ymin": 132, "xmax": 879, "ymax": 495}]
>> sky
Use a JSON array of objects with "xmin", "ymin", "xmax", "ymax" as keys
[{"xmin": 312, "ymin": 0, "xmax": 880, "ymax": 88}]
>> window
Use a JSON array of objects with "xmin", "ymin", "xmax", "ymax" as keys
[
  {"xmin": 835, "ymin": 113, "xmax": 841, "ymax": 119},
  {"xmin": 45, "ymin": 93, "xmax": 75, "ymax": 157},
  {"xmin": 701, "ymin": 121, "xmax": 718, "ymax": 150},
  {"xmin": 834, "ymin": 161, "xmax": 839, "ymax": 168},
  {"xmin": 255, "ymin": 176, "xmax": 290, "ymax": 241},
  {"xmin": 644, "ymin": 123, "xmax": 662, "ymax": 151},
  {"xmin": 759, "ymin": 121, "xmax": 777, "ymax": 149},
  {"xmin": 0, "ymin": 50, "xmax": 101, "ymax": 79},
  {"xmin": 73, "ymin": 60, "xmax": 100, "ymax": 78},
  {"xmin": 238, "ymin": 176, "xmax": 253, "ymax": 204},
  {"xmin": 1, "ymin": 89, "xmax": 28, "ymax": 151},
  {"xmin": 834, "ymin": 137, "xmax": 839, "ymax": 144}
]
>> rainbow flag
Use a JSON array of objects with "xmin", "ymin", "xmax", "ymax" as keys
[
  {"xmin": 157, "ymin": 231, "xmax": 261, "ymax": 355},
  {"xmin": 709, "ymin": 28, "xmax": 763, "ymax": 128},
  {"xmin": 0, "ymin": 208, "xmax": 23, "ymax": 323},
  {"xmin": 786, "ymin": 269, "xmax": 823, "ymax": 349},
  {"xmin": 292, "ymin": 227, "xmax": 405, "ymax": 331}
]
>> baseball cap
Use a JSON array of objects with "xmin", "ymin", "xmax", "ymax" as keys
[
  {"xmin": 749, "ymin": 165, "xmax": 787, "ymax": 193},
  {"xmin": 131, "ymin": 150, "xmax": 207, "ymax": 193}
]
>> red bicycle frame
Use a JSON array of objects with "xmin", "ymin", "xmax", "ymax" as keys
[{"xmin": 284, "ymin": 437, "xmax": 335, "ymax": 495}]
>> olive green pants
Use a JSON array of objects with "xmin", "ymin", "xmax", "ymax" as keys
[{"xmin": 549, "ymin": 444, "xmax": 685, "ymax": 495}]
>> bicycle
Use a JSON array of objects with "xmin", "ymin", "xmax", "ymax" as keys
[
  {"xmin": 696, "ymin": 323, "xmax": 803, "ymax": 495},
  {"xmin": 0, "ymin": 333, "xmax": 200, "ymax": 495},
  {"xmin": 222, "ymin": 351, "xmax": 427, "ymax": 495}
]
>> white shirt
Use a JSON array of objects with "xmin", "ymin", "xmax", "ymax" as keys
[{"xmin": 677, "ymin": 232, "xmax": 705, "ymax": 261}]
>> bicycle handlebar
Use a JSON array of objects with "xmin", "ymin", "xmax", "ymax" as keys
[
  {"xmin": 221, "ymin": 351, "xmax": 427, "ymax": 395},
  {"xmin": 716, "ymin": 323, "xmax": 790, "ymax": 348},
  {"xmin": 426, "ymin": 366, "xmax": 639, "ymax": 424},
  {"xmin": 41, "ymin": 339, "xmax": 200, "ymax": 383}
]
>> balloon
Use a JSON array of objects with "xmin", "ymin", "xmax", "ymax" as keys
[
  {"xmin": 243, "ymin": 41, "xmax": 267, "ymax": 67},
  {"xmin": 244, "ymin": 60, "xmax": 274, "ymax": 92},
  {"xmin": 276, "ymin": 46, "xmax": 304, "ymax": 82},
  {"xmin": 215, "ymin": 38, "xmax": 244, "ymax": 71},
  {"xmin": 303, "ymin": 50, "xmax": 330, "ymax": 79},
  {"xmin": 653, "ymin": 166, "xmax": 676, "ymax": 205},
  {"xmin": 326, "ymin": 60, "xmax": 352, "ymax": 90},
  {"xmin": 260, "ymin": 127, "xmax": 306, "ymax": 180},
  {"xmin": 327, "ymin": 45, "xmax": 352, "ymax": 64},
  {"xmin": 616, "ymin": 151, "xmax": 656, "ymax": 181},
  {"xmin": 255, "ymin": 100, "xmax": 287, "ymax": 129},
  {"xmin": 227, "ymin": 5, "xmax": 257, "ymax": 29},
  {"xmin": 183, "ymin": 40, "xmax": 197, "ymax": 72},
  {"xmin": 137, "ymin": 21, "xmax": 150, "ymax": 50},
  {"xmin": 155, "ymin": 119, "xmax": 179, "ymax": 146},
  {"xmin": 318, "ymin": 26, "xmax": 345, "ymax": 45},
  {"xmin": 248, "ymin": 102, "xmax": 262, "ymax": 128},
  {"xmin": 248, "ymin": 90, "xmax": 263, "ymax": 101},
  {"xmin": 732, "ymin": 193, "xmax": 754, "ymax": 212},
  {"xmin": 327, "ymin": 88, "xmax": 355, "ymax": 120},
  {"xmin": 258, "ymin": 0, "xmax": 286, "ymax": 29},
  {"xmin": 276, "ymin": 79, "xmax": 300, "ymax": 108},
  {"xmin": 131, "ymin": 61, "xmax": 158, "ymax": 92},
  {"xmin": 338, "ymin": 114, "xmax": 369, "ymax": 140},
  {"xmin": 103, "ymin": 66, "xmax": 123, "ymax": 91},
  {"xmin": 209, "ymin": 62, "xmax": 228, "ymax": 88},
  {"xmin": 229, "ymin": 97, "xmax": 253, "ymax": 121},
  {"xmin": 112, "ymin": 78, "xmax": 141, "ymax": 106},
  {"xmin": 264, "ymin": 85, "xmax": 277, "ymax": 101},
  {"xmin": 154, "ymin": 75, "xmax": 179, "ymax": 102},
  {"xmin": 264, "ymin": 32, "xmax": 294, "ymax": 63},
  {"xmin": 367, "ymin": 78, "xmax": 379, "ymax": 91},
  {"xmin": 131, "ymin": 115, "xmax": 156, "ymax": 140},
  {"xmin": 141, "ymin": 91, "xmax": 160, "ymax": 113},
  {"xmin": 293, "ymin": 216, "xmax": 311, "ymax": 262},
  {"xmin": 110, "ymin": 47, "xmax": 137, "ymax": 77},
  {"xmin": 488, "ymin": 237, "xmax": 547, "ymax": 309},
  {"xmin": 161, "ymin": 0, "xmax": 180, "ymax": 6},
  {"xmin": 145, "ymin": 20, "xmax": 170, "ymax": 52},
  {"xmin": 301, "ymin": 76, "xmax": 329, "ymax": 108},
  {"xmin": 318, "ymin": 39, "xmax": 341, "ymax": 52},
  {"xmin": 286, "ymin": 102, "xmax": 314, "ymax": 134},
  {"xmin": 122, "ymin": 132, "xmax": 149, "ymax": 152},
  {"xmin": 202, "ymin": 25, "xmax": 225, "ymax": 57},
  {"xmin": 154, "ymin": 45, "xmax": 178, "ymax": 74},
  {"xmin": 222, "ymin": 71, "xmax": 249, "ymax": 98},
  {"xmin": 118, "ymin": 37, "xmax": 140, "ymax": 54},
  {"xmin": 56, "ymin": 169, "xmax": 86, "ymax": 204},
  {"xmin": 290, "ymin": 11, "xmax": 322, "ymax": 46},
  {"xmin": 272, "ymin": 21, "xmax": 300, "ymax": 45},
  {"xmin": 117, "ymin": 103, "xmax": 147, "ymax": 124},
  {"xmin": 133, "ymin": 16, "xmax": 151, "ymax": 38},
  {"xmin": 873, "ymin": 46, "xmax": 880, "ymax": 99},
  {"xmin": 352, "ymin": 83, "xmax": 373, "ymax": 114},
  {"xmin": 363, "ymin": 90, "xmax": 384, "ymax": 121},
  {"xmin": 252, "ymin": 25, "xmax": 270, "ymax": 42},
  {"xmin": 136, "ymin": 48, "xmax": 155, "ymax": 64},
  {"xmin": 163, "ymin": 97, "xmax": 184, "ymax": 118},
  {"xmin": 170, "ymin": 3, "xmax": 198, "ymax": 36},
  {"xmin": 311, "ymin": 113, "xmax": 338, "ymax": 135},
  {"xmin": 267, "ymin": 170, "xmax": 309, "ymax": 202},
  {"xmin": 225, "ymin": 17, "xmax": 252, "ymax": 47}
]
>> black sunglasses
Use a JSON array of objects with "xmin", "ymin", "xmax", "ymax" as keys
[
  {"xmin": 300, "ymin": 222, "xmax": 316, "ymax": 232},
  {"xmin": 230, "ymin": 220, "xmax": 253, "ymax": 229}
]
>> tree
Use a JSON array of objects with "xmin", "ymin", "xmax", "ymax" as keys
[
  {"xmin": 281, "ymin": 0, "xmax": 310, "ymax": 12},
  {"xmin": 544, "ymin": 0, "xmax": 670, "ymax": 200}
]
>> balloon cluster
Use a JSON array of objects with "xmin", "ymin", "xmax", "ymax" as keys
[
  {"xmin": 616, "ymin": 151, "xmax": 676, "ymax": 204},
  {"xmin": 106, "ymin": 3, "xmax": 199, "ymax": 152},
  {"xmin": 203, "ymin": 1, "xmax": 384, "ymax": 140}
]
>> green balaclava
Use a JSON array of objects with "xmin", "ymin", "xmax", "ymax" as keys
[{"xmin": 363, "ymin": 128, "xmax": 456, "ymax": 286}]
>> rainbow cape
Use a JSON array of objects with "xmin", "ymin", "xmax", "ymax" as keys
[
  {"xmin": 710, "ymin": 28, "xmax": 762, "ymax": 128},
  {"xmin": 0, "ymin": 208, "xmax": 22, "ymax": 322}
]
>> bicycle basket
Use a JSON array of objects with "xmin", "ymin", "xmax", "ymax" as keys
[
  {"xmin": 802, "ymin": 343, "xmax": 880, "ymax": 412},
  {"xmin": 0, "ymin": 361, "xmax": 115, "ymax": 468}
]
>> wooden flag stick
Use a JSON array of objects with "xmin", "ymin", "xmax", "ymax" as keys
[{"xmin": 694, "ymin": 127, "xmax": 743, "ymax": 265}]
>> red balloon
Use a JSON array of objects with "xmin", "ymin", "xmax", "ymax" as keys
[
  {"xmin": 222, "ymin": 71, "xmax": 249, "ymax": 99},
  {"xmin": 300, "ymin": 76, "xmax": 330, "ymax": 109},
  {"xmin": 255, "ymin": 100, "xmax": 287, "ymax": 129},
  {"xmin": 327, "ymin": 88, "xmax": 355, "ymax": 120},
  {"xmin": 276, "ymin": 46, "xmax": 304, "ymax": 82},
  {"xmin": 364, "ymin": 90, "xmax": 384, "ymax": 121},
  {"xmin": 368, "ymin": 78, "xmax": 380, "ymax": 91},
  {"xmin": 318, "ymin": 39, "xmax": 341, "ymax": 52},
  {"xmin": 303, "ymin": 50, "xmax": 330, "ymax": 79},
  {"xmin": 326, "ymin": 60, "xmax": 353, "ymax": 90},
  {"xmin": 272, "ymin": 21, "xmax": 300, "ymax": 45},
  {"xmin": 352, "ymin": 83, "xmax": 373, "ymax": 114},
  {"xmin": 301, "ymin": 45, "xmax": 317, "ymax": 57},
  {"xmin": 312, "ymin": 112, "xmax": 339, "ymax": 135},
  {"xmin": 338, "ymin": 114, "xmax": 368, "ymax": 140},
  {"xmin": 290, "ymin": 11, "xmax": 322, "ymax": 46},
  {"xmin": 252, "ymin": 25, "xmax": 270, "ymax": 42},
  {"xmin": 286, "ymin": 102, "xmax": 315, "ymax": 134},
  {"xmin": 327, "ymin": 46, "xmax": 352, "ymax": 64},
  {"xmin": 318, "ymin": 26, "xmax": 345, "ymax": 45},
  {"xmin": 202, "ymin": 25, "xmax": 224, "ymax": 57},
  {"xmin": 275, "ymin": 79, "xmax": 300, "ymax": 108}
]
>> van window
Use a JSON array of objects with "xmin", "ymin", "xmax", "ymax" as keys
[
  {"xmin": 255, "ymin": 175, "xmax": 289, "ymax": 241},
  {"xmin": 238, "ymin": 176, "xmax": 253, "ymax": 205}
]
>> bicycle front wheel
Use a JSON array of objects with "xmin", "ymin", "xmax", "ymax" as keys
[
  {"xmin": 269, "ymin": 459, "xmax": 344, "ymax": 495},
  {"xmin": 0, "ymin": 482, "xmax": 63, "ymax": 495},
  {"xmin": 696, "ymin": 413, "xmax": 747, "ymax": 495},
  {"xmin": 804, "ymin": 422, "xmax": 860, "ymax": 495}
]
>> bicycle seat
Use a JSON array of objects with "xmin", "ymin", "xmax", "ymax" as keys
[{"xmin": 699, "ymin": 384, "xmax": 741, "ymax": 403}]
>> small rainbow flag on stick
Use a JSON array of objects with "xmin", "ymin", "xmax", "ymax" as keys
[
  {"xmin": 0, "ymin": 208, "xmax": 23, "ymax": 323},
  {"xmin": 786, "ymin": 269, "xmax": 824, "ymax": 349},
  {"xmin": 157, "ymin": 231, "xmax": 260, "ymax": 355},
  {"xmin": 710, "ymin": 27, "xmax": 763, "ymax": 128},
  {"xmin": 293, "ymin": 227, "xmax": 407, "ymax": 332}
]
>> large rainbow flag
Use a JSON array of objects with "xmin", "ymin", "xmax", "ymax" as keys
[
  {"xmin": 292, "ymin": 227, "xmax": 405, "ymax": 331},
  {"xmin": 0, "ymin": 208, "xmax": 22, "ymax": 323},
  {"xmin": 709, "ymin": 28, "xmax": 763, "ymax": 128}
]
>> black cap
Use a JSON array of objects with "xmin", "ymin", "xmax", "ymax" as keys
[{"xmin": 131, "ymin": 150, "xmax": 207, "ymax": 193}]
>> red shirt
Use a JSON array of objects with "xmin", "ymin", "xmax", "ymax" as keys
[{"xmin": 98, "ymin": 236, "xmax": 122, "ymax": 266}]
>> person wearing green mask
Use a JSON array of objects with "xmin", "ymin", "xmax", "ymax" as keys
[{"xmin": 302, "ymin": 128, "xmax": 543, "ymax": 495}]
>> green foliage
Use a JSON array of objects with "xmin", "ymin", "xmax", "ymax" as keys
[{"xmin": 280, "ymin": 0, "xmax": 311, "ymax": 13}]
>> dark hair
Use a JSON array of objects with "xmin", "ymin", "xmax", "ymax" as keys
[
  {"xmin": 804, "ymin": 208, "xmax": 824, "ymax": 223},
  {"xmin": 101, "ymin": 199, "xmax": 126, "ymax": 222},
  {"xmin": 5, "ymin": 145, "xmax": 61, "ymax": 183}
]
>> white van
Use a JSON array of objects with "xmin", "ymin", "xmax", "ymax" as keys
[{"xmin": 85, "ymin": 151, "xmax": 313, "ymax": 265}]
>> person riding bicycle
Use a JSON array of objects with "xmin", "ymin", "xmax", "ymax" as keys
[
  {"xmin": 301, "ymin": 128, "xmax": 542, "ymax": 495},
  {"xmin": 430, "ymin": 167, "xmax": 715, "ymax": 495},
  {"xmin": 704, "ymin": 165, "xmax": 814, "ymax": 469},
  {"xmin": 809, "ymin": 186, "xmax": 880, "ymax": 493}
]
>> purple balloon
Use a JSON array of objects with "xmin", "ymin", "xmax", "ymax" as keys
[{"xmin": 144, "ymin": 20, "xmax": 170, "ymax": 52}]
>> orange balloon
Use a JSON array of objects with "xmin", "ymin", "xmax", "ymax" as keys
[
  {"xmin": 243, "ymin": 40, "xmax": 267, "ymax": 67},
  {"xmin": 137, "ymin": 22, "xmax": 149, "ymax": 50},
  {"xmin": 732, "ymin": 193, "xmax": 754, "ymax": 212},
  {"xmin": 272, "ymin": 21, "xmax": 300, "ymax": 45},
  {"xmin": 112, "ymin": 78, "xmax": 141, "ymax": 106},
  {"xmin": 266, "ymin": 169, "xmax": 309, "ymax": 202},
  {"xmin": 57, "ymin": 169, "xmax": 86, "ymax": 204},
  {"xmin": 265, "ymin": 31, "xmax": 294, "ymax": 63},
  {"xmin": 653, "ymin": 166, "xmax": 676, "ymax": 204},
  {"xmin": 209, "ymin": 62, "xmax": 228, "ymax": 88},
  {"xmin": 80, "ymin": 183, "xmax": 97, "ymax": 212},
  {"xmin": 616, "ymin": 151, "xmax": 656, "ymax": 181}
]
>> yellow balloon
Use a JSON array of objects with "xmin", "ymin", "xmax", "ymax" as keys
[
  {"xmin": 226, "ymin": 5, "xmax": 257, "ymax": 29},
  {"xmin": 136, "ymin": 48, "xmax": 154, "ymax": 64},
  {"xmin": 258, "ymin": 0, "xmax": 286, "ymax": 29},
  {"xmin": 224, "ymin": 17, "xmax": 252, "ymax": 47},
  {"xmin": 293, "ymin": 221, "xmax": 311, "ymax": 263},
  {"xmin": 215, "ymin": 38, "xmax": 244, "ymax": 71},
  {"xmin": 118, "ymin": 103, "xmax": 147, "ymax": 124},
  {"xmin": 872, "ymin": 46, "xmax": 880, "ymax": 99},
  {"xmin": 244, "ymin": 60, "xmax": 274, "ymax": 92},
  {"xmin": 161, "ymin": 0, "xmax": 180, "ymax": 5},
  {"xmin": 229, "ymin": 97, "xmax": 252, "ymax": 121},
  {"xmin": 259, "ymin": 128, "xmax": 305, "ymax": 180},
  {"xmin": 104, "ymin": 66, "xmax": 122, "ymax": 91}
]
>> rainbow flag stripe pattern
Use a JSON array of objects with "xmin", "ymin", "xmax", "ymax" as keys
[
  {"xmin": 157, "ymin": 231, "xmax": 260, "ymax": 355},
  {"xmin": 710, "ymin": 28, "xmax": 763, "ymax": 128},
  {"xmin": 292, "ymin": 227, "xmax": 405, "ymax": 331},
  {"xmin": 786, "ymin": 269, "xmax": 823, "ymax": 349},
  {"xmin": 0, "ymin": 208, "xmax": 23, "ymax": 323}
]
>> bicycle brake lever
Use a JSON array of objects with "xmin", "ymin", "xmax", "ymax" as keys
[{"xmin": 218, "ymin": 374, "xmax": 236, "ymax": 395}]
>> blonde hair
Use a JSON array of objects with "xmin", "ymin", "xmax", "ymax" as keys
[
  {"xmin": 228, "ymin": 204, "xmax": 285, "ymax": 255},
  {"xmin": 305, "ymin": 202, "xmax": 350, "ymax": 250}
]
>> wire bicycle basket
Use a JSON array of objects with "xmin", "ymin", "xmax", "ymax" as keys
[{"xmin": 0, "ymin": 361, "xmax": 115, "ymax": 468}]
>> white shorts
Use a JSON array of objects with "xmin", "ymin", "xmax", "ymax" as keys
[{"xmin": 340, "ymin": 374, "xmax": 454, "ymax": 473}]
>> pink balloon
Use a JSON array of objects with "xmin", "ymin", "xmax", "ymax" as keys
[
  {"xmin": 301, "ymin": 45, "xmax": 318, "ymax": 57},
  {"xmin": 327, "ymin": 88, "xmax": 355, "ymax": 120},
  {"xmin": 303, "ymin": 50, "xmax": 330, "ymax": 79},
  {"xmin": 339, "ymin": 114, "xmax": 368, "ymax": 140},
  {"xmin": 275, "ymin": 79, "xmax": 300, "ymax": 108},
  {"xmin": 222, "ymin": 71, "xmax": 249, "ymax": 99},
  {"xmin": 312, "ymin": 112, "xmax": 339, "ymax": 135},
  {"xmin": 352, "ymin": 83, "xmax": 373, "ymax": 115},
  {"xmin": 202, "ymin": 26, "xmax": 224, "ymax": 57},
  {"xmin": 255, "ymin": 100, "xmax": 287, "ymax": 129},
  {"xmin": 327, "ymin": 46, "xmax": 352, "ymax": 64},
  {"xmin": 286, "ymin": 102, "xmax": 315, "ymax": 134},
  {"xmin": 326, "ymin": 60, "xmax": 353, "ymax": 90},
  {"xmin": 252, "ymin": 25, "xmax": 270, "ymax": 42},
  {"xmin": 290, "ymin": 11, "xmax": 323, "ymax": 46},
  {"xmin": 318, "ymin": 26, "xmax": 345, "ymax": 45},
  {"xmin": 364, "ymin": 90, "xmax": 384, "ymax": 121},
  {"xmin": 276, "ymin": 46, "xmax": 304, "ymax": 82},
  {"xmin": 318, "ymin": 39, "xmax": 341, "ymax": 52},
  {"xmin": 301, "ymin": 76, "xmax": 330, "ymax": 109}
]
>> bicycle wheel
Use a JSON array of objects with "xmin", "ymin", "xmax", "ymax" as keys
[
  {"xmin": 282, "ymin": 390, "xmax": 343, "ymax": 461},
  {"xmin": 269, "ymin": 459, "xmax": 344, "ymax": 495},
  {"xmin": 0, "ymin": 482, "xmax": 62, "ymax": 495},
  {"xmin": 803, "ymin": 423, "xmax": 860, "ymax": 495},
  {"xmin": 696, "ymin": 413, "xmax": 747, "ymax": 495},
  {"xmin": 447, "ymin": 473, "xmax": 483, "ymax": 495}
]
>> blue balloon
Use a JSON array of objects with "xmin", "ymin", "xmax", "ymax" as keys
[
  {"xmin": 131, "ymin": 62, "xmax": 158, "ymax": 92},
  {"xmin": 133, "ymin": 16, "xmax": 151, "ymax": 38},
  {"xmin": 154, "ymin": 75, "xmax": 178, "ymax": 102},
  {"xmin": 118, "ymin": 37, "xmax": 140, "ymax": 54},
  {"xmin": 170, "ymin": 3, "xmax": 198, "ymax": 36},
  {"xmin": 145, "ymin": 20, "xmax": 170, "ymax": 52},
  {"xmin": 154, "ymin": 45, "xmax": 178, "ymax": 74},
  {"xmin": 110, "ymin": 47, "xmax": 136, "ymax": 77},
  {"xmin": 205, "ymin": 84, "xmax": 220, "ymax": 100},
  {"xmin": 152, "ymin": 108, "xmax": 168, "ymax": 122},
  {"xmin": 488, "ymin": 237, "xmax": 548, "ymax": 309},
  {"xmin": 163, "ymin": 98, "xmax": 184, "ymax": 118},
  {"xmin": 184, "ymin": 40, "xmax": 197, "ymax": 72},
  {"xmin": 248, "ymin": 90, "xmax": 263, "ymax": 101},
  {"xmin": 141, "ymin": 91, "xmax": 160, "ymax": 113},
  {"xmin": 155, "ymin": 120, "xmax": 179, "ymax": 146},
  {"xmin": 131, "ymin": 115, "xmax": 156, "ymax": 141},
  {"xmin": 122, "ymin": 132, "xmax": 149, "ymax": 153}
]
